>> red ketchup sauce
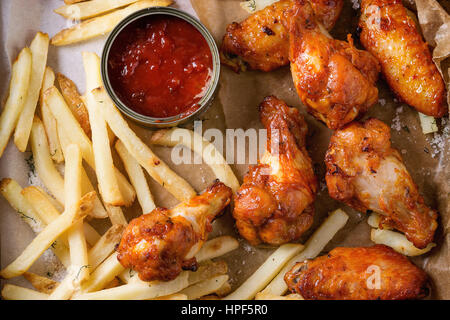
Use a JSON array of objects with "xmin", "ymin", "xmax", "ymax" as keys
[{"xmin": 108, "ymin": 15, "xmax": 213, "ymax": 118}]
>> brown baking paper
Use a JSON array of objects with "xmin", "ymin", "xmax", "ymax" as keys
[{"xmin": 190, "ymin": 0, "xmax": 450, "ymax": 299}]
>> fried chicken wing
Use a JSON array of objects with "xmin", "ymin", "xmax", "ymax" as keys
[
  {"xmin": 359, "ymin": 0, "xmax": 447, "ymax": 117},
  {"xmin": 285, "ymin": 245, "xmax": 429, "ymax": 300},
  {"xmin": 233, "ymin": 96, "xmax": 317, "ymax": 245},
  {"xmin": 288, "ymin": 0, "xmax": 380, "ymax": 130},
  {"xmin": 220, "ymin": 0, "xmax": 343, "ymax": 72},
  {"xmin": 325, "ymin": 118, "xmax": 438, "ymax": 248},
  {"xmin": 117, "ymin": 181, "xmax": 232, "ymax": 281}
]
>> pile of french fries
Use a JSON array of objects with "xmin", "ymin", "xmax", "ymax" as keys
[
  {"xmin": 51, "ymin": 0, "xmax": 173, "ymax": 46},
  {"xmin": 0, "ymin": 31, "xmax": 243, "ymax": 299}
]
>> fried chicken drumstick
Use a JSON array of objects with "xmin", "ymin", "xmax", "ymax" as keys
[
  {"xmin": 233, "ymin": 96, "xmax": 317, "ymax": 246},
  {"xmin": 288, "ymin": 0, "xmax": 380, "ymax": 130},
  {"xmin": 117, "ymin": 181, "xmax": 232, "ymax": 281},
  {"xmin": 325, "ymin": 118, "xmax": 438, "ymax": 249},
  {"xmin": 285, "ymin": 245, "xmax": 429, "ymax": 300},
  {"xmin": 220, "ymin": 0, "xmax": 343, "ymax": 72},
  {"xmin": 359, "ymin": 0, "xmax": 447, "ymax": 117}
]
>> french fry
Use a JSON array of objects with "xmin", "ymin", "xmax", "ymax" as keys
[
  {"xmin": 258, "ymin": 208, "xmax": 349, "ymax": 297},
  {"xmin": 92, "ymin": 87, "xmax": 196, "ymax": 202},
  {"xmin": 151, "ymin": 128, "xmax": 240, "ymax": 193},
  {"xmin": 82, "ymin": 52, "xmax": 102, "ymax": 94},
  {"xmin": 57, "ymin": 124, "xmax": 108, "ymax": 219},
  {"xmin": 65, "ymin": 144, "xmax": 90, "ymax": 284},
  {"xmin": 76, "ymin": 272, "xmax": 189, "ymax": 300},
  {"xmin": 180, "ymin": 275, "xmax": 229, "ymax": 300},
  {"xmin": 215, "ymin": 281, "xmax": 232, "ymax": 297},
  {"xmin": 104, "ymin": 277, "xmax": 121, "ymax": 289},
  {"xmin": 81, "ymin": 252, "xmax": 125, "ymax": 294},
  {"xmin": 48, "ymin": 266, "xmax": 85, "ymax": 300},
  {"xmin": 224, "ymin": 243, "xmax": 304, "ymax": 300},
  {"xmin": 23, "ymin": 272, "xmax": 58, "ymax": 294},
  {"xmin": 195, "ymin": 236, "xmax": 239, "ymax": 262},
  {"xmin": 86, "ymin": 89, "xmax": 124, "ymax": 206},
  {"xmin": 1, "ymin": 284, "xmax": 49, "ymax": 300},
  {"xmin": 22, "ymin": 186, "xmax": 101, "ymax": 247},
  {"xmin": 55, "ymin": 0, "xmax": 140, "ymax": 20},
  {"xmin": 88, "ymin": 224, "xmax": 125, "ymax": 270},
  {"xmin": 56, "ymin": 73, "xmax": 91, "ymax": 138},
  {"xmin": 371, "ymin": 228, "xmax": 436, "ymax": 256},
  {"xmin": 0, "ymin": 179, "xmax": 71, "ymax": 267},
  {"xmin": 40, "ymin": 67, "xmax": 64, "ymax": 163},
  {"xmin": 30, "ymin": 117, "xmax": 66, "ymax": 203},
  {"xmin": 51, "ymin": 0, "xmax": 173, "ymax": 46},
  {"xmin": 14, "ymin": 32, "xmax": 49, "ymax": 152},
  {"xmin": 116, "ymin": 140, "xmax": 155, "ymax": 213},
  {"xmin": 44, "ymin": 86, "xmax": 136, "ymax": 206},
  {"xmin": 0, "ymin": 47, "xmax": 32, "ymax": 157},
  {"xmin": 105, "ymin": 204, "xmax": 128, "ymax": 226},
  {"xmin": 0, "ymin": 191, "xmax": 95, "ymax": 279}
]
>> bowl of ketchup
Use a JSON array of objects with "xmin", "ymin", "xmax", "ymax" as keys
[{"xmin": 101, "ymin": 7, "xmax": 220, "ymax": 127}]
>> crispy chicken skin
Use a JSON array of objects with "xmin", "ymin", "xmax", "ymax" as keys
[
  {"xmin": 117, "ymin": 181, "xmax": 232, "ymax": 281},
  {"xmin": 359, "ymin": 0, "xmax": 447, "ymax": 117},
  {"xmin": 285, "ymin": 245, "xmax": 429, "ymax": 300},
  {"xmin": 288, "ymin": 0, "xmax": 380, "ymax": 130},
  {"xmin": 233, "ymin": 96, "xmax": 317, "ymax": 245},
  {"xmin": 220, "ymin": 0, "xmax": 343, "ymax": 72},
  {"xmin": 325, "ymin": 119, "xmax": 437, "ymax": 249}
]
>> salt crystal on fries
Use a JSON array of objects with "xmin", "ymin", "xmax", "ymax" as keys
[
  {"xmin": 0, "ymin": 47, "xmax": 32, "ymax": 157},
  {"xmin": 14, "ymin": 32, "xmax": 49, "ymax": 152},
  {"xmin": 92, "ymin": 87, "xmax": 196, "ymax": 202},
  {"xmin": 51, "ymin": 0, "xmax": 173, "ymax": 46}
]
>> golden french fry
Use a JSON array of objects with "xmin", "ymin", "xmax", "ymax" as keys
[
  {"xmin": 1, "ymin": 284, "xmax": 49, "ymax": 300},
  {"xmin": 52, "ymin": 0, "xmax": 173, "ymax": 46},
  {"xmin": 224, "ymin": 243, "xmax": 304, "ymax": 300},
  {"xmin": 88, "ymin": 224, "xmax": 125, "ymax": 270},
  {"xmin": 44, "ymin": 86, "xmax": 136, "ymax": 206},
  {"xmin": 0, "ymin": 178, "xmax": 71, "ymax": 268},
  {"xmin": 56, "ymin": 73, "xmax": 91, "ymax": 138},
  {"xmin": 79, "ymin": 252, "xmax": 125, "ymax": 293},
  {"xmin": 255, "ymin": 293, "xmax": 304, "ymax": 300},
  {"xmin": 65, "ymin": 144, "xmax": 90, "ymax": 285},
  {"xmin": 215, "ymin": 281, "xmax": 232, "ymax": 297},
  {"xmin": 151, "ymin": 293, "xmax": 188, "ymax": 300},
  {"xmin": 64, "ymin": 0, "xmax": 86, "ymax": 4},
  {"xmin": 92, "ymin": 87, "xmax": 196, "ymax": 202},
  {"xmin": 115, "ymin": 140, "xmax": 155, "ymax": 213},
  {"xmin": 40, "ymin": 67, "xmax": 64, "ymax": 162},
  {"xmin": 14, "ymin": 32, "xmax": 49, "ymax": 151},
  {"xmin": 371, "ymin": 228, "xmax": 435, "ymax": 256},
  {"xmin": 195, "ymin": 236, "xmax": 239, "ymax": 262},
  {"xmin": 55, "ymin": 0, "xmax": 140, "ymax": 20},
  {"xmin": 0, "ymin": 47, "xmax": 32, "ymax": 157},
  {"xmin": 86, "ymin": 89, "xmax": 124, "ymax": 206},
  {"xmin": 151, "ymin": 128, "xmax": 240, "ymax": 193},
  {"xmin": 259, "ymin": 208, "xmax": 349, "ymax": 297},
  {"xmin": 105, "ymin": 204, "xmax": 128, "ymax": 226},
  {"xmin": 76, "ymin": 272, "xmax": 189, "ymax": 300},
  {"xmin": 180, "ymin": 275, "xmax": 229, "ymax": 300},
  {"xmin": 23, "ymin": 272, "xmax": 58, "ymax": 294},
  {"xmin": 0, "ymin": 191, "xmax": 95, "ymax": 279}
]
